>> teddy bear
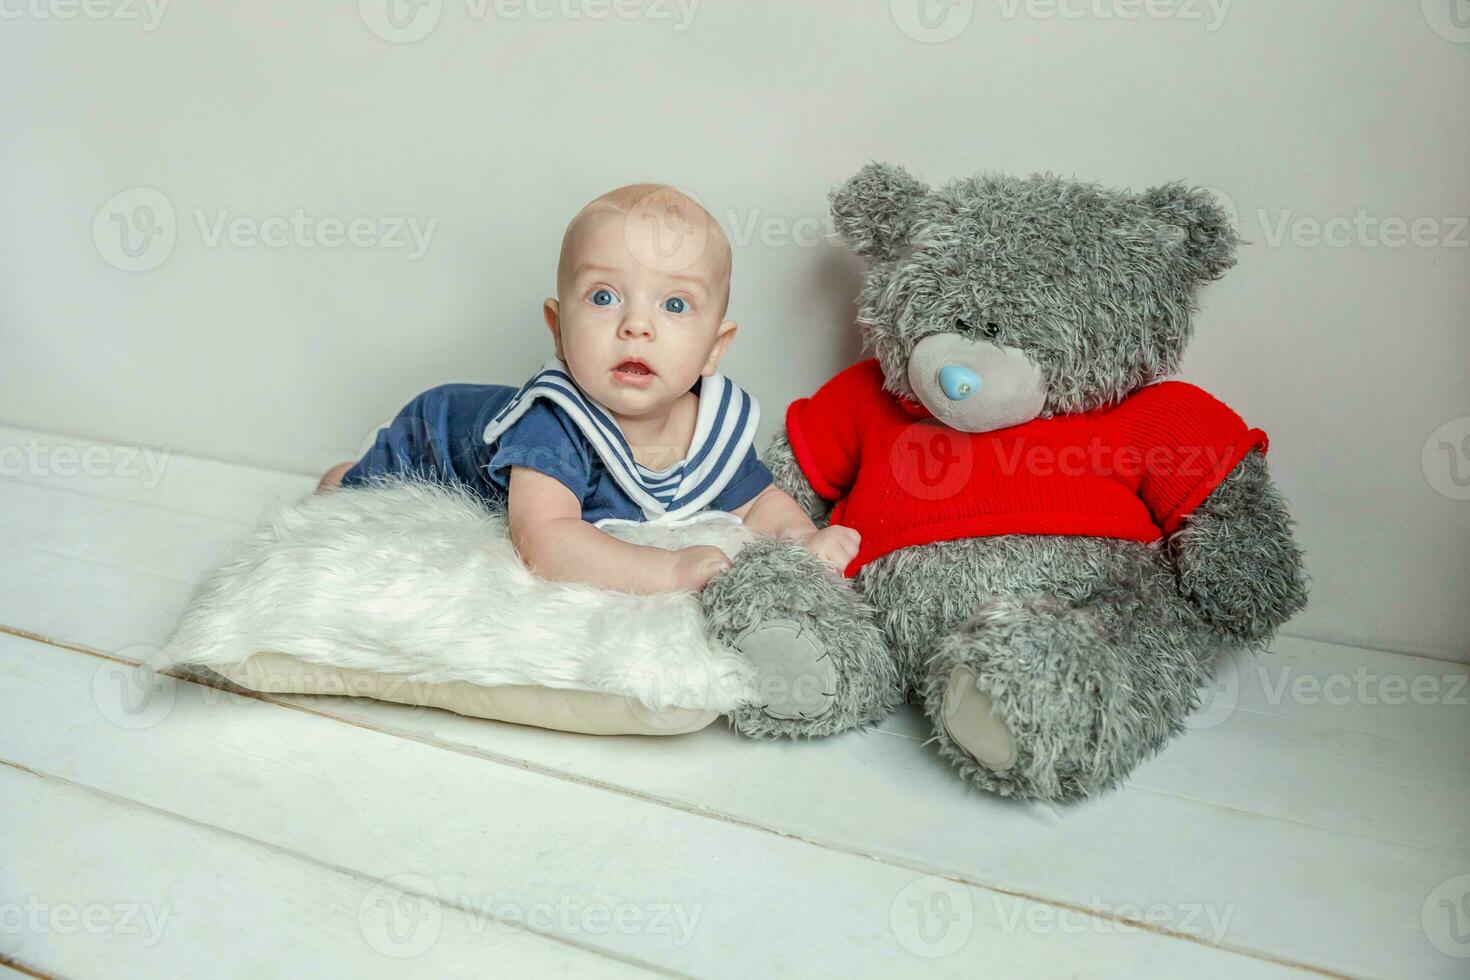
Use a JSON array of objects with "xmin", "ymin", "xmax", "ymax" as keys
[{"xmin": 700, "ymin": 162, "xmax": 1308, "ymax": 802}]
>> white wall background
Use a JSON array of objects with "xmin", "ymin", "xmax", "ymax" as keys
[{"xmin": 1, "ymin": 1, "xmax": 1466, "ymax": 661}]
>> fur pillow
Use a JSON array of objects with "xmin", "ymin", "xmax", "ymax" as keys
[{"xmin": 161, "ymin": 477, "xmax": 760, "ymax": 730}]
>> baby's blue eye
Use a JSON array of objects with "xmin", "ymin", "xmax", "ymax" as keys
[
  {"xmin": 662, "ymin": 296, "xmax": 689, "ymax": 314},
  {"xmin": 590, "ymin": 289, "xmax": 617, "ymax": 306}
]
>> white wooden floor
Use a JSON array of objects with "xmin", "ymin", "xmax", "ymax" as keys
[{"xmin": 0, "ymin": 425, "xmax": 1467, "ymax": 979}]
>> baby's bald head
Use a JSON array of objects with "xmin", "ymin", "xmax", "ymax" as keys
[{"xmin": 556, "ymin": 184, "xmax": 733, "ymax": 316}]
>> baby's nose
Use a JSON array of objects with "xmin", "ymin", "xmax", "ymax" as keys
[
  {"xmin": 938, "ymin": 364, "xmax": 981, "ymax": 401},
  {"xmin": 621, "ymin": 315, "xmax": 655, "ymax": 338}
]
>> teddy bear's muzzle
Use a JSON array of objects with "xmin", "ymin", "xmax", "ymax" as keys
[{"xmin": 907, "ymin": 332, "xmax": 1048, "ymax": 433}]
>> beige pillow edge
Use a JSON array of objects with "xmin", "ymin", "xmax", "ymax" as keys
[{"xmin": 211, "ymin": 652, "xmax": 720, "ymax": 737}]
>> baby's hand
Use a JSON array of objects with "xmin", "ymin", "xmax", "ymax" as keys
[
  {"xmin": 792, "ymin": 525, "xmax": 860, "ymax": 571},
  {"xmin": 669, "ymin": 545, "xmax": 733, "ymax": 592}
]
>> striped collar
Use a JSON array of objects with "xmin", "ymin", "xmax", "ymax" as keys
[{"xmin": 481, "ymin": 356, "xmax": 761, "ymax": 523}]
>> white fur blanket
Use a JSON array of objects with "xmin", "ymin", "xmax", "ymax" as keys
[{"xmin": 162, "ymin": 478, "xmax": 760, "ymax": 712}]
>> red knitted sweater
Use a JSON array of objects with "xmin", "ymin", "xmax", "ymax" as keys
[{"xmin": 785, "ymin": 359, "xmax": 1268, "ymax": 578}]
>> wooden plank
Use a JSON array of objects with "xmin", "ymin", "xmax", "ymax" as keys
[
  {"xmin": 0, "ymin": 763, "xmax": 650, "ymax": 979},
  {"xmin": 0, "ymin": 545, "xmax": 189, "ymax": 656},
  {"xmin": 0, "ymin": 478, "xmax": 1464, "ymax": 854},
  {"xmin": 1214, "ymin": 636, "xmax": 1470, "ymax": 745},
  {"xmin": 0, "ymin": 425, "xmax": 312, "ymax": 524},
  {"xmin": 0, "ymin": 481, "xmax": 240, "ymax": 584},
  {"xmin": 4, "ymin": 427, "xmax": 1467, "ymax": 975},
  {"xmin": 3, "ymin": 448, "xmax": 1466, "ymax": 745},
  {"xmin": 0, "ymin": 634, "xmax": 1292, "ymax": 978},
  {"xmin": 3, "ymin": 428, "xmax": 1464, "ymax": 747},
  {"xmin": 868, "ymin": 674, "xmax": 1470, "ymax": 858},
  {"xmin": 248, "ymin": 672, "xmax": 1467, "ymax": 979},
  {"xmin": 0, "ymin": 957, "xmax": 49, "ymax": 979}
]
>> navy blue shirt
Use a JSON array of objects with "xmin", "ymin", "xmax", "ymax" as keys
[
  {"xmin": 484, "ymin": 391, "xmax": 774, "ymax": 523},
  {"xmin": 343, "ymin": 380, "xmax": 773, "ymax": 523}
]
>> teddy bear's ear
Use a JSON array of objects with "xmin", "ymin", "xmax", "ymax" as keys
[
  {"xmin": 1138, "ymin": 182, "xmax": 1241, "ymax": 282},
  {"xmin": 829, "ymin": 162, "xmax": 930, "ymax": 261}
]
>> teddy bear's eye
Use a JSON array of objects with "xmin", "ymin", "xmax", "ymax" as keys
[{"xmin": 958, "ymin": 318, "xmax": 1001, "ymax": 340}]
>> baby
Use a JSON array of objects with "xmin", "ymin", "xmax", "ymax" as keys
[{"xmin": 318, "ymin": 184, "xmax": 859, "ymax": 594}]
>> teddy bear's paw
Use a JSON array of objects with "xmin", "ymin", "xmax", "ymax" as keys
[
  {"xmin": 917, "ymin": 594, "xmax": 1157, "ymax": 802},
  {"xmin": 920, "ymin": 587, "xmax": 1219, "ymax": 801},
  {"xmin": 703, "ymin": 537, "xmax": 903, "ymax": 740},
  {"xmin": 721, "ymin": 605, "xmax": 899, "ymax": 739},
  {"xmin": 1172, "ymin": 450, "xmax": 1310, "ymax": 649},
  {"xmin": 939, "ymin": 665, "xmax": 1017, "ymax": 772},
  {"xmin": 734, "ymin": 618, "xmax": 837, "ymax": 721}
]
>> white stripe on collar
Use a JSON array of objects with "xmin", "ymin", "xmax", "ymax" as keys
[{"xmin": 482, "ymin": 356, "xmax": 760, "ymax": 523}]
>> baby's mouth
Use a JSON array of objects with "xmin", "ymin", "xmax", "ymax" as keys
[{"xmin": 613, "ymin": 359, "xmax": 655, "ymax": 378}]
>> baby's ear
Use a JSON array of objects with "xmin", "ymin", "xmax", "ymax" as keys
[
  {"xmin": 1138, "ymin": 182, "xmax": 1241, "ymax": 282},
  {"xmin": 704, "ymin": 318, "xmax": 738, "ymax": 374},
  {"xmin": 829, "ymin": 162, "xmax": 929, "ymax": 262}
]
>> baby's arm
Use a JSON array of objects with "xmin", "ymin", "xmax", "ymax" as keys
[
  {"xmin": 507, "ymin": 465, "xmax": 731, "ymax": 594},
  {"xmin": 732, "ymin": 486, "xmax": 860, "ymax": 572}
]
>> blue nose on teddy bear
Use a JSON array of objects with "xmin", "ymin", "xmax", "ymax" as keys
[{"xmin": 938, "ymin": 364, "xmax": 981, "ymax": 400}]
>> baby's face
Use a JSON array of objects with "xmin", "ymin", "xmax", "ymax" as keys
[{"xmin": 549, "ymin": 203, "xmax": 733, "ymax": 423}]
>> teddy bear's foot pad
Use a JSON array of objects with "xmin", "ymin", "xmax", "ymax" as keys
[
  {"xmin": 734, "ymin": 619, "xmax": 837, "ymax": 720},
  {"xmin": 942, "ymin": 666, "xmax": 1017, "ymax": 771}
]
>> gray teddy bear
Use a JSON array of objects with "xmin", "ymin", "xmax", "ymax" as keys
[{"xmin": 701, "ymin": 162, "xmax": 1308, "ymax": 802}]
